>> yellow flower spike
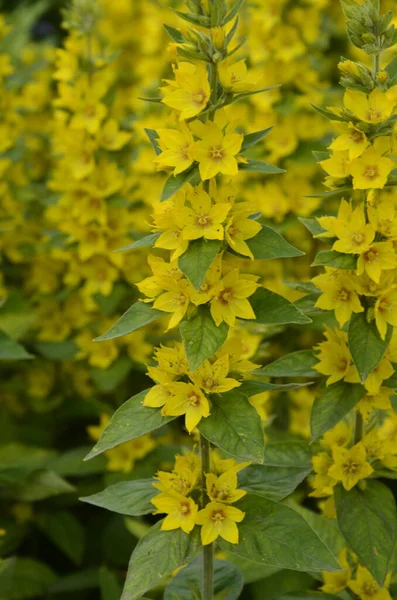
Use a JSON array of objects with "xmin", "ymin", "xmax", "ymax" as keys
[
  {"xmin": 189, "ymin": 121, "xmax": 243, "ymax": 180},
  {"xmin": 328, "ymin": 442, "xmax": 374, "ymax": 491},
  {"xmin": 161, "ymin": 62, "xmax": 211, "ymax": 121},
  {"xmin": 210, "ymin": 269, "xmax": 259, "ymax": 327},
  {"xmin": 161, "ymin": 382, "xmax": 210, "ymax": 433},
  {"xmin": 344, "ymin": 88, "xmax": 395, "ymax": 124},
  {"xmin": 189, "ymin": 354, "xmax": 241, "ymax": 395},
  {"xmin": 151, "ymin": 493, "xmax": 198, "ymax": 534},
  {"xmin": 349, "ymin": 147, "xmax": 394, "ymax": 190},
  {"xmin": 348, "ymin": 565, "xmax": 392, "ymax": 600},
  {"xmin": 205, "ymin": 469, "xmax": 247, "ymax": 503},
  {"xmin": 195, "ymin": 501, "xmax": 245, "ymax": 545}
]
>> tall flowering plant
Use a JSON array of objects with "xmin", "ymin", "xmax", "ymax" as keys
[{"xmin": 83, "ymin": 0, "xmax": 341, "ymax": 598}]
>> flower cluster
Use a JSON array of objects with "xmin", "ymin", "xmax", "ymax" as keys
[{"xmin": 151, "ymin": 451, "xmax": 247, "ymax": 545}]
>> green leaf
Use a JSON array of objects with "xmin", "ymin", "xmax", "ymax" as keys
[
  {"xmin": 91, "ymin": 356, "xmax": 132, "ymax": 393},
  {"xmin": 0, "ymin": 331, "xmax": 32, "ymax": 360},
  {"xmin": 246, "ymin": 225, "xmax": 304, "ymax": 260},
  {"xmin": 99, "ymin": 567, "xmax": 122, "ymax": 600},
  {"xmin": 335, "ymin": 480, "xmax": 397, "ymax": 585},
  {"xmin": 121, "ymin": 522, "xmax": 200, "ymax": 600},
  {"xmin": 35, "ymin": 341, "xmax": 77, "ymax": 360},
  {"xmin": 163, "ymin": 23, "xmax": 185, "ymax": 43},
  {"xmin": 298, "ymin": 218, "xmax": 326, "ymax": 237},
  {"xmin": 238, "ymin": 441, "xmax": 313, "ymax": 501},
  {"xmin": 84, "ymin": 390, "xmax": 176, "ymax": 460},
  {"xmin": 312, "ymin": 250, "xmax": 357, "ymax": 270},
  {"xmin": 311, "ymin": 104, "xmax": 347, "ymax": 122},
  {"xmin": 161, "ymin": 166, "xmax": 200, "ymax": 202},
  {"xmin": 14, "ymin": 470, "xmax": 75, "ymax": 502},
  {"xmin": 222, "ymin": 0, "xmax": 245, "ymax": 26},
  {"xmin": 49, "ymin": 447, "xmax": 106, "ymax": 477},
  {"xmin": 239, "ymin": 159, "xmax": 285, "ymax": 174},
  {"xmin": 164, "ymin": 558, "xmax": 244, "ymax": 600},
  {"xmin": 310, "ymin": 382, "xmax": 366, "ymax": 442},
  {"xmin": 255, "ymin": 350, "xmax": 319, "ymax": 378},
  {"xmin": 386, "ymin": 55, "xmax": 397, "ymax": 80},
  {"xmin": 180, "ymin": 306, "xmax": 228, "ymax": 371},
  {"xmin": 241, "ymin": 127, "xmax": 273, "ymax": 152},
  {"xmin": 1, "ymin": 558, "xmax": 56, "ymax": 600},
  {"xmin": 95, "ymin": 302, "xmax": 164, "ymax": 342},
  {"xmin": 0, "ymin": 444, "xmax": 54, "ymax": 484},
  {"xmin": 219, "ymin": 496, "xmax": 339, "ymax": 572},
  {"xmin": 307, "ymin": 188, "xmax": 352, "ymax": 200},
  {"xmin": 49, "ymin": 569, "xmax": 99, "ymax": 594},
  {"xmin": 80, "ymin": 479, "xmax": 157, "ymax": 516},
  {"xmin": 250, "ymin": 288, "xmax": 312, "ymax": 326},
  {"xmin": 144, "ymin": 128, "xmax": 161, "ymax": 155},
  {"xmin": 198, "ymin": 391, "xmax": 265, "ymax": 463},
  {"xmin": 274, "ymin": 594, "xmax": 341, "ymax": 600},
  {"xmin": 348, "ymin": 313, "xmax": 392, "ymax": 383},
  {"xmin": 179, "ymin": 238, "xmax": 222, "ymax": 289},
  {"xmin": 36, "ymin": 510, "xmax": 85, "ymax": 565},
  {"xmin": 115, "ymin": 232, "xmax": 161, "ymax": 252}
]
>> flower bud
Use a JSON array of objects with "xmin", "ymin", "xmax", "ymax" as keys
[
  {"xmin": 376, "ymin": 71, "xmax": 389, "ymax": 84},
  {"xmin": 211, "ymin": 27, "xmax": 225, "ymax": 50}
]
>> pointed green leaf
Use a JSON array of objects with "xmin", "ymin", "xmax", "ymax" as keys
[
  {"xmin": 310, "ymin": 382, "xmax": 366, "ymax": 442},
  {"xmin": 239, "ymin": 159, "xmax": 285, "ymax": 174},
  {"xmin": 219, "ymin": 496, "xmax": 339, "ymax": 572},
  {"xmin": 2, "ymin": 559, "xmax": 56, "ymax": 599},
  {"xmin": 161, "ymin": 165, "xmax": 201, "ymax": 202},
  {"xmin": 348, "ymin": 313, "xmax": 392, "ymax": 383},
  {"xmin": 335, "ymin": 480, "xmax": 397, "ymax": 585},
  {"xmin": 164, "ymin": 558, "xmax": 244, "ymax": 600},
  {"xmin": 15, "ymin": 470, "xmax": 75, "ymax": 501},
  {"xmin": 238, "ymin": 380, "xmax": 312, "ymax": 396},
  {"xmin": 99, "ymin": 567, "xmax": 122, "ymax": 600},
  {"xmin": 241, "ymin": 127, "xmax": 273, "ymax": 152},
  {"xmin": 180, "ymin": 306, "xmax": 228, "ymax": 371},
  {"xmin": 121, "ymin": 523, "xmax": 200, "ymax": 600},
  {"xmin": 246, "ymin": 225, "xmax": 304, "ymax": 260},
  {"xmin": 179, "ymin": 238, "xmax": 222, "ymax": 289},
  {"xmin": 84, "ymin": 390, "xmax": 176, "ymax": 460},
  {"xmin": 80, "ymin": 479, "xmax": 157, "ymax": 517},
  {"xmin": 144, "ymin": 128, "xmax": 161, "ymax": 155},
  {"xmin": 311, "ymin": 104, "xmax": 347, "ymax": 122},
  {"xmin": 198, "ymin": 391, "xmax": 265, "ymax": 463},
  {"xmin": 163, "ymin": 23, "xmax": 185, "ymax": 43},
  {"xmin": 0, "ymin": 331, "xmax": 33, "ymax": 360},
  {"xmin": 255, "ymin": 350, "xmax": 319, "ymax": 378},
  {"xmin": 238, "ymin": 441, "xmax": 313, "ymax": 501},
  {"xmin": 312, "ymin": 250, "xmax": 357, "ymax": 270},
  {"xmin": 298, "ymin": 217, "xmax": 326, "ymax": 237},
  {"xmin": 36, "ymin": 511, "xmax": 85, "ymax": 566},
  {"xmin": 115, "ymin": 232, "xmax": 161, "ymax": 252},
  {"xmin": 250, "ymin": 288, "xmax": 312, "ymax": 325},
  {"xmin": 95, "ymin": 302, "xmax": 164, "ymax": 342},
  {"xmin": 221, "ymin": 0, "xmax": 245, "ymax": 26},
  {"xmin": 307, "ymin": 188, "xmax": 352, "ymax": 200}
]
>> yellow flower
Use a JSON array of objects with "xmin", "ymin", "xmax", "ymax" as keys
[
  {"xmin": 190, "ymin": 121, "xmax": 243, "ymax": 180},
  {"xmin": 210, "ymin": 269, "xmax": 259, "ymax": 327},
  {"xmin": 368, "ymin": 199, "xmax": 397, "ymax": 239},
  {"xmin": 225, "ymin": 203, "xmax": 262, "ymax": 259},
  {"xmin": 357, "ymin": 388, "xmax": 393, "ymax": 421},
  {"xmin": 314, "ymin": 327, "xmax": 359, "ymax": 386},
  {"xmin": 328, "ymin": 123, "xmax": 370, "ymax": 160},
  {"xmin": 357, "ymin": 242, "xmax": 397, "ymax": 283},
  {"xmin": 154, "ymin": 453, "xmax": 200, "ymax": 496},
  {"xmin": 206, "ymin": 469, "xmax": 247, "ymax": 503},
  {"xmin": 328, "ymin": 442, "xmax": 374, "ymax": 491},
  {"xmin": 161, "ymin": 382, "xmax": 210, "ymax": 432},
  {"xmin": 350, "ymin": 147, "xmax": 394, "ymax": 190},
  {"xmin": 322, "ymin": 422, "xmax": 352, "ymax": 448},
  {"xmin": 319, "ymin": 150, "xmax": 351, "ymax": 178},
  {"xmin": 364, "ymin": 357, "xmax": 394, "ymax": 395},
  {"xmin": 349, "ymin": 565, "xmax": 392, "ymax": 600},
  {"xmin": 321, "ymin": 548, "xmax": 352, "ymax": 594},
  {"xmin": 191, "ymin": 254, "xmax": 222, "ymax": 305},
  {"xmin": 182, "ymin": 187, "xmax": 231, "ymax": 240},
  {"xmin": 218, "ymin": 59, "xmax": 263, "ymax": 93},
  {"xmin": 155, "ymin": 124, "xmax": 194, "ymax": 175},
  {"xmin": 97, "ymin": 119, "xmax": 131, "ymax": 151},
  {"xmin": 161, "ymin": 62, "xmax": 211, "ymax": 120},
  {"xmin": 344, "ymin": 88, "xmax": 395, "ymax": 124},
  {"xmin": 375, "ymin": 287, "xmax": 397, "ymax": 339},
  {"xmin": 333, "ymin": 204, "xmax": 375, "ymax": 254},
  {"xmin": 313, "ymin": 270, "xmax": 363, "ymax": 327},
  {"xmin": 195, "ymin": 501, "xmax": 245, "ymax": 545},
  {"xmin": 189, "ymin": 354, "xmax": 241, "ymax": 395},
  {"xmin": 152, "ymin": 278, "xmax": 194, "ymax": 330},
  {"xmin": 143, "ymin": 384, "xmax": 171, "ymax": 408},
  {"xmin": 152, "ymin": 493, "xmax": 198, "ymax": 534}
]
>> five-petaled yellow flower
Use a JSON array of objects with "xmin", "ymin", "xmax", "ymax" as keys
[
  {"xmin": 195, "ymin": 501, "xmax": 245, "ymax": 545},
  {"xmin": 190, "ymin": 121, "xmax": 243, "ymax": 180}
]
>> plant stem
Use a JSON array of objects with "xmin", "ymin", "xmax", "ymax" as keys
[
  {"xmin": 354, "ymin": 410, "xmax": 364, "ymax": 444},
  {"xmin": 199, "ymin": 434, "xmax": 213, "ymax": 600}
]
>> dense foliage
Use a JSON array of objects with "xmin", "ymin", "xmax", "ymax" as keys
[{"xmin": 2, "ymin": 0, "xmax": 397, "ymax": 599}]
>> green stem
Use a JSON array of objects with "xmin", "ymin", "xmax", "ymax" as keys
[
  {"xmin": 208, "ymin": 62, "xmax": 218, "ymax": 121},
  {"xmin": 199, "ymin": 434, "xmax": 213, "ymax": 600},
  {"xmin": 354, "ymin": 410, "xmax": 364, "ymax": 444},
  {"xmin": 373, "ymin": 52, "xmax": 380, "ymax": 78}
]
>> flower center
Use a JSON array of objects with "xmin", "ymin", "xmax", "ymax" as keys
[
  {"xmin": 364, "ymin": 165, "xmax": 379, "ymax": 180},
  {"xmin": 342, "ymin": 459, "xmax": 359, "ymax": 475},
  {"xmin": 362, "ymin": 582, "xmax": 378, "ymax": 597},
  {"xmin": 350, "ymin": 129, "xmax": 365, "ymax": 143},
  {"xmin": 179, "ymin": 501, "xmax": 191, "ymax": 515},
  {"xmin": 352, "ymin": 232, "xmax": 365, "ymax": 245},
  {"xmin": 203, "ymin": 377, "xmax": 216, "ymax": 390},
  {"xmin": 187, "ymin": 391, "xmax": 201, "ymax": 406},
  {"xmin": 175, "ymin": 293, "xmax": 187, "ymax": 306},
  {"xmin": 211, "ymin": 510, "xmax": 225, "ymax": 524},
  {"xmin": 210, "ymin": 145, "xmax": 225, "ymax": 161},
  {"xmin": 197, "ymin": 214, "xmax": 212, "ymax": 227},
  {"xmin": 192, "ymin": 90, "xmax": 207, "ymax": 106},
  {"xmin": 367, "ymin": 108, "xmax": 382, "ymax": 122},
  {"xmin": 219, "ymin": 287, "xmax": 233, "ymax": 304},
  {"xmin": 337, "ymin": 288, "xmax": 351, "ymax": 302}
]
